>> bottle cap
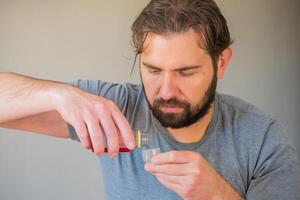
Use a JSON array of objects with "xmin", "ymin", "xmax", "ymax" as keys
[{"xmin": 136, "ymin": 130, "xmax": 149, "ymax": 148}]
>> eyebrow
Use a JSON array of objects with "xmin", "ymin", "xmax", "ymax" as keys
[{"xmin": 142, "ymin": 62, "xmax": 201, "ymax": 71}]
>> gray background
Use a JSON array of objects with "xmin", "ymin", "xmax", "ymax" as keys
[{"xmin": 0, "ymin": 0, "xmax": 299, "ymax": 199}]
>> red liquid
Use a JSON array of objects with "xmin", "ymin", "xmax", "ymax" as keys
[
  {"xmin": 104, "ymin": 147, "xmax": 131, "ymax": 152},
  {"xmin": 90, "ymin": 137, "xmax": 133, "ymax": 153},
  {"xmin": 90, "ymin": 146, "xmax": 131, "ymax": 153}
]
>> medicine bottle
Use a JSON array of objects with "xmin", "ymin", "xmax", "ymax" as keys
[{"xmin": 103, "ymin": 130, "xmax": 148, "ymax": 152}]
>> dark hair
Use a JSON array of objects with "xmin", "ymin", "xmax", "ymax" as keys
[{"xmin": 131, "ymin": 0, "xmax": 233, "ymax": 72}]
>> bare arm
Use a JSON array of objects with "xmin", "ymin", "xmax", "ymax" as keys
[
  {"xmin": 0, "ymin": 111, "xmax": 69, "ymax": 138},
  {"xmin": 0, "ymin": 72, "xmax": 60, "ymax": 123},
  {"xmin": 0, "ymin": 72, "xmax": 135, "ymax": 156},
  {"xmin": 0, "ymin": 72, "xmax": 70, "ymax": 138}
]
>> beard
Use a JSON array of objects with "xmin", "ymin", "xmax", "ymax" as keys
[{"xmin": 143, "ymin": 73, "xmax": 217, "ymax": 129}]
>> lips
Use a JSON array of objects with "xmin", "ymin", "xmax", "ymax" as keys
[{"xmin": 160, "ymin": 104, "xmax": 183, "ymax": 113}]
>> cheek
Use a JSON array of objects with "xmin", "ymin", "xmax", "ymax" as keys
[
  {"xmin": 180, "ymin": 84, "xmax": 202, "ymax": 105},
  {"xmin": 141, "ymin": 71, "xmax": 159, "ymax": 103},
  {"xmin": 179, "ymin": 73, "xmax": 213, "ymax": 104}
]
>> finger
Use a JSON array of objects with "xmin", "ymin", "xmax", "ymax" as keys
[
  {"xmin": 155, "ymin": 175, "xmax": 182, "ymax": 194},
  {"xmin": 112, "ymin": 108, "xmax": 135, "ymax": 150},
  {"xmin": 98, "ymin": 110, "xmax": 120, "ymax": 156},
  {"xmin": 85, "ymin": 116, "xmax": 105, "ymax": 156},
  {"xmin": 145, "ymin": 163, "xmax": 191, "ymax": 175},
  {"xmin": 156, "ymin": 176, "xmax": 189, "ymax": 199},
  {"xmin": 154, "ymin": 173, "xmax": 187, "ymax": 186},
  {"xmin": 151, "ymin": 151, "xmax": 193, "ymax": 164},
  {"xmin": 74, "ymin": 121, "xmax": 92, "ymax": 150}
]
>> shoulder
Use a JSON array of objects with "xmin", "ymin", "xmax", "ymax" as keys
[
  {"xmin": 69, "ymin": 79, "xmax": 141, "ymax": 97},
  {"xmin": 216, "ymin": 93, "xmax": 279, "ymax": 134},
  {"xmin": 217, "ymin": 93, "xmax": 274, "ymax": 121},
  {"xmin": 216, "ymin": 93, "xmax": 299, "ymax": 175},
  {"xmin": 216, "ymin": 93, "xmax": 285, "ymax": 140}
]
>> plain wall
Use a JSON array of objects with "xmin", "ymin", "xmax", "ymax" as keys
[{"xmin": 0, "ymin": 0, "xmax": 299, "ymax": 199}]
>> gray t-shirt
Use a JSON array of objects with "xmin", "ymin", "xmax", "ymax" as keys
[{"xmin": 68, "ymin": 80, "xmax": 300, "ymax": 200}]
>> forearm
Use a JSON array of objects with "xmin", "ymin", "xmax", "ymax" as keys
[{"xmin": 0, "ymin": 72, "xmax": 67, "ymax": 123}]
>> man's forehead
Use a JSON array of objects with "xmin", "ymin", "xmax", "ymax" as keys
[
  {"xmin": 141, "ymin": 29, "xmax": 206, "ymax": 56},
  {"xmin": 140, "ymin": 31, "xmax": 209, "ymax": 70}
]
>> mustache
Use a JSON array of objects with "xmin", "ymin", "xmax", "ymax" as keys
[{"xmin": 153, "ymin": 97, "xmax": 188, "ymax": 108}]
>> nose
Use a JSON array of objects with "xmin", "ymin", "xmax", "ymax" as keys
[{"xmin": 159, "ymin": 73, "xmax": 178, "ymax": 100}]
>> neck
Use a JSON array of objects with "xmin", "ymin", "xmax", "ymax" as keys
[{"xmin": 167, "ymin": 104, "xmax": 213, "ymax": 144}]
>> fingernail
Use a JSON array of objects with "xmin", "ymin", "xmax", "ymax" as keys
[
  {"xmin": 144, "ymin": 163, "xmax": 151, "ymax": 171},
  {"xmin": 128, "ymin": 141, "xmax": 136, "ymax": 150}
]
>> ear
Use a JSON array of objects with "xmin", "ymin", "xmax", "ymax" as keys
[{"xmin": 217, "ymin": 48, "xmax": 232, "ymax": 80}]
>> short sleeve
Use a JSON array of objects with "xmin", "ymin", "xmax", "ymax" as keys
[{"xmin": 245, "ymin": 120, "xmax": 300, "ymax": 199}]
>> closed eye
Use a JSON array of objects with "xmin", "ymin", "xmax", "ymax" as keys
[
  {"xmin": 178, "ymin": 69, "xmax": 198, "ymax": 76},
  {"xmin": 148, "ymin": 67, "xmax": 161, "ymax": 74},
  {"xmin": 143, "ymin": 63, "xmax": 161, "ymax": 74}
]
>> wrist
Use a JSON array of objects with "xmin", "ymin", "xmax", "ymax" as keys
[
  {"xmin": 40, "ymin": 80, "xmax": 73, "ymax": 112},
  {"xmin": 212, "ymin": 176, "xmax": 243, "ymax": 200}
]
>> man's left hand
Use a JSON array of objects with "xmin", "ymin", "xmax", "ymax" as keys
[{"xmin": 144, "ymin": 151, "xmax": 243, "ymax": 200}]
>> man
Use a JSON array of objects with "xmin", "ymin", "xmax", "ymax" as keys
[{"xmin": 0, "ymin": 0, "xmax": 299, "ymax": 199}]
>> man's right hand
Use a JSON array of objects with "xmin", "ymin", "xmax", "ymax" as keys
[
  {"xmin": 53, "ymin": 85, "xmax": 136, "ymax": 157},
  {"xmin": 0, "ymin": 72, "xmax": 135, "ymax": 157}
]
